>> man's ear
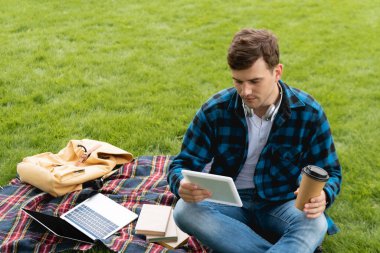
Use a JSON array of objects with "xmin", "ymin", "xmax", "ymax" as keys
[{"xmin": 274, "ymin": 64, "xmax": 283, "ymax": 81}]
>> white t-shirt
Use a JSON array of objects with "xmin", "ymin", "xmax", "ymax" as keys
[
  {"xmin": 235, "ymin": 115, "xmax": 274, "ymax": 189},
  {"xmin": 235, "ymin": 91, "xmax": 283, "ymax": 189}
]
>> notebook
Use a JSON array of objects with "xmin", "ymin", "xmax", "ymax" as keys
[
  {"xmin": 146, "ymin": 209, "xmax": 177, "ymax": 242},
  {"xmin": 135, "ymin": 204, "xmax": 172, "ymax": 236},
  {"xmin": 22, "ymin": 193, "xmax": 138, "ymax": 243},
  {"xmin": 158, "ymin": 226, "xmax": 189, "ymax": 249}
]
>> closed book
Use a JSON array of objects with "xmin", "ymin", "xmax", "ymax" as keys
[
  {"xmin": 146, "ymin": 209, "xmax": 177, "ymax": 242},
  {"xmin": 135, "ymin": 204, "xmax": 172, "ymax": 236},
  {"xmin": 158, "ymin": 225, "xmax": 189, "ymax": 249}
]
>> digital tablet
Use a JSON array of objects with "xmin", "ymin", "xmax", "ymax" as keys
[{"xmin": 182, "ymin": 170, "xmax": 243, "ymax": 207}]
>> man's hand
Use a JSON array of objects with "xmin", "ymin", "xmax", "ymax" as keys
[
  {"xmin": 178, "ymin": 179, "xmax": 212, "ymax": 203},
  {"xmin": 294, "ymin": 189, "xmax": 327, "ymax": 219}
]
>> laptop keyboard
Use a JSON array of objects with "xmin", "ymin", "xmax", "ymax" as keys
[{"xmin": 64, "ymin": 205, "xmax": 119, "ymax": 239}]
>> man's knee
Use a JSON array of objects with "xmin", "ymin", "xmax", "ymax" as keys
[
  {"xmin": 312, "ymin": 217, "xmax": 327, "ymax": 253},
  {"xmin": 288, "ymin": 210, "xmax": 328, "ymax": 241},
  {"xmin": 173, "ymin": 199, "xmax": 187, "ymax": 228},
  {"xmin": 173, "ymin": 199, "xmax": 200, "ymax": 233},
  {"xmin": 296, "ymin": 213, "xmax": 328, "ymax": 243},
  {"xmin": 314, "ymin": 215, "xmax": 328, "ymax": 239}
]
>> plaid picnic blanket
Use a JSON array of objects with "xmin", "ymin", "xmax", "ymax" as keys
[{"xmin": 0, "ymin": 155, "xmax": 208, "ymax": 253}]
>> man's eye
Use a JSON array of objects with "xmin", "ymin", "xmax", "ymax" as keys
[{"xmin": 249, "ymin": 80, "xmax": 258, "ymax": 85}]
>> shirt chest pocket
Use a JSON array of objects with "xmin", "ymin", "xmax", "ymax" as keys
[{"xmin": 268, "ymin": 145, "xmax": 303, "ymax": 181}]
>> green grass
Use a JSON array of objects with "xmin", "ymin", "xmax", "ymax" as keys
[{"xmin": 1, "ymin": 0, "xmax": 379, "ymax": 252}]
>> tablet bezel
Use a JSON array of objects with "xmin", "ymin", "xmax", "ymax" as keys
[{"xmin": 182, "ymin": 170, "xmax": 243, "ymax": 207}]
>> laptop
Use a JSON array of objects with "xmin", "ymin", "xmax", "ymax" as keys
[{"xmin": 22, "ymin": 193, "xmax": 138, "ymax": 243}]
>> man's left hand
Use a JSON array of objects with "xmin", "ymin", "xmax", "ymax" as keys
[{"xmin": 303, "ymin": 190, "xmax": 327, "ymax": 219}]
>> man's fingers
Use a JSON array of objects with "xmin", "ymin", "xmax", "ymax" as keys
[
  {"xmin": 179, "ymin": 181, "xmax": 201, "ymax": 196},
  {"xmin": 304, "ymin": 202, "xmax": 326, "ymax": 219},
  {"xmin": 304, "ymin": 201, "xmax": 326, "ymax": 209},
  {"xmin": 179, "ymin": 178, "xmax": 212, "ymax": 203},
  {"xmin": 179, "ymin": 187, "xmax": 210, "ymax": 196},
  {"xmin": 178, "ymin": 187, "xmax": 194, "ymax": 196},
  {"xmin": 179, "ymin": 185, "xmax": 212, "ymax": 203},
  {"xmin": 303, "ymin": 190, "xmax": 326, "ymax": 217},
  {"xmin": 306, "ymin": 212, "xmax": 323, "ymax": 219},
  {"xmin": 310, "ymin": 195, "xmax": 323, "ymax": 203},
  {"xmin": 310, "ymin": 190, "xmax": 326, "ymax": 203},
  {"xmin": 180, "ymin": 189, "xmax": 209, "ymax": 198},
  {"xmin": 181, "ymin": 192, "xmax": 210, "ymax": 203},
  {"xmin": 304, "ymin": 190, "xmax": 326, "ymax": 219},
  {"xmin": 180, "ymin": 181, "xmax": 199, "ymax": 190},
  {"xmin": 305, "ymin": 204, "xmax": 325, "ymax": 213}
]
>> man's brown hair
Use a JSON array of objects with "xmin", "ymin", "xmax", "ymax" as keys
[{"xmin": 227, "ymin": 28, "xmax": 279, "ymax": 70}]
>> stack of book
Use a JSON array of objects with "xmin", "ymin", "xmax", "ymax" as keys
[{"xmin": 135, "ymin": 204, "xmax": 189, "ymax": 249}]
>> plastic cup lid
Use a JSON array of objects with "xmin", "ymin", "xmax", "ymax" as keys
[{"xmin": 302, "ymin": 165, "xmax": 329, "ymax": 182}]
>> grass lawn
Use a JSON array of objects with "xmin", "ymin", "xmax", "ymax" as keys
[{"xmin": 1, "ymin": 0, "xmax": 379, "ymax": 252}]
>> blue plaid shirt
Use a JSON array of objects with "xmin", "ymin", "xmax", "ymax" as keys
[{"xmin": 168, "ymin": 80, "xmax": 342, "ymax": 233}]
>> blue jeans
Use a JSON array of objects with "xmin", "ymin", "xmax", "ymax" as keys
[{"xmin": 173, "ymin": 189, "xmax": 327, "ymax": 253}]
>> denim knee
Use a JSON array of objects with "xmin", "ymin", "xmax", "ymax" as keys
[
  {"xmin": 173, "ymin": 199, "xmax": 220, "ymax": 236},
  {"xmin": 173, "ymin": 199, "xmax": 185, "ymax": 224},
  {"xmin": 293, "ymin": 212, "xmax": 328, "ymax": 244},
  {"xmin": 314, "ymin": 215, "xmax": 328, "ymax": 242},
  {"xmin": 173, "ymin": 199, "xmax": 196, "ymax": 233}
]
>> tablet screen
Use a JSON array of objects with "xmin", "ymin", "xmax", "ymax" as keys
[{"xmin": 182, "ymin": 170, "xmax": 243, "ymax": 207}]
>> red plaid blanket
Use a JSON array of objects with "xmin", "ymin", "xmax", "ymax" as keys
[{"xmin": 0, "ymin": 156, "xmax": 208, "ymax": 253}]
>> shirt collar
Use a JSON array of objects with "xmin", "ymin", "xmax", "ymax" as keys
[
  {"xmin": 269, "ymin": 82, "xmax": 283, "ymax": 122},
  {"xmin": 229, "ymin": 80, "xmax": 305, "ymax": 118}
]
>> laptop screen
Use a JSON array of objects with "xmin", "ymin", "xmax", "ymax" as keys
[{"xmin": 23, "ymin": 209, "xmax": 94, "ymax": 244}]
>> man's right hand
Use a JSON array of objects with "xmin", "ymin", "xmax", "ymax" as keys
[{"xmin": 178, "ymin": 179, "xmax": 212, "ymax": 203}]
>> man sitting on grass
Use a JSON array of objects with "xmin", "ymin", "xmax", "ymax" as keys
[{"xmin": 167, "ymin": 28, "xmax": 342, "ymax": 253}]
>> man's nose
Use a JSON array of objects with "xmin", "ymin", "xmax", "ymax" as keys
[{"xmin": 241, "ymin": 83, "xmax": 252, "ymax": 97}]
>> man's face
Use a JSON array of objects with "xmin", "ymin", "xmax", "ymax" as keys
[{"xmin": 232, "ymin": 58, "xmax": 283, "ymax": 112}]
